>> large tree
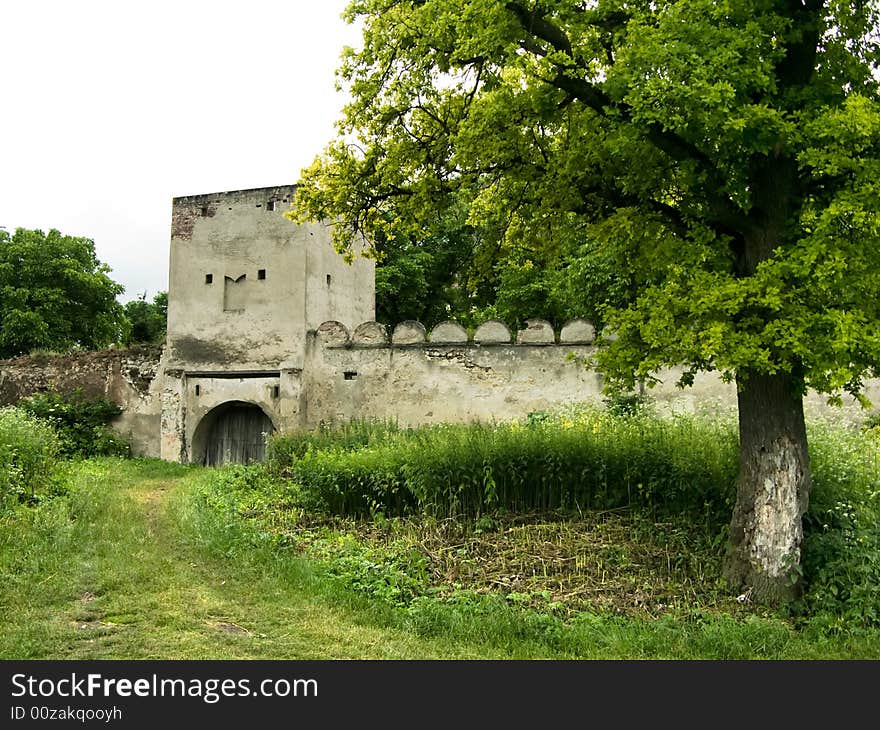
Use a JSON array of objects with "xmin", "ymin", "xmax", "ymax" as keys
[
  {"xmin": 0, "ymin": 228, "xmax": 126, "ymax": 358},
  {"xmin": 292, "ymin": 0, "xmax": 880, "ymax": 601}
]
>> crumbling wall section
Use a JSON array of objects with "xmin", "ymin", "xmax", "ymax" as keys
[{"xmin": 0, "ymin": 345, "xmax": 165, "ymax": 457}]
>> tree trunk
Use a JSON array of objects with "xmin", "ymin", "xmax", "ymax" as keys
[{"xmin": 723, "ymin": 370, "xmax": 810, "ymax": 603}]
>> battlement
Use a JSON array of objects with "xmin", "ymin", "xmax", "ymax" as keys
[{"xmin": 311, "ymin": 318, "xmax": 599, "ymax": 348}]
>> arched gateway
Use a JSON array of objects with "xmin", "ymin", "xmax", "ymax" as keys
[{"xmin": 190, "ymin": 401, "xmax": 275, "ymax": 466}]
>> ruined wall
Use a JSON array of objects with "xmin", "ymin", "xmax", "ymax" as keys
[
  {"xmin": 0, "ymin": 346, "xmax": 164, "ymax": 457},
  {"xmin": 302, "ymin": 318, "xmax": 633, "ymax": 427},
  {"xmin": 3, "ymin": 320, "xmax": 876, "ymax": 465}
]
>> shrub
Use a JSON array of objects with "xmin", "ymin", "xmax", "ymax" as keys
[
  {"xmin": 266, "ymin": 418, "xmax": 401, "ymax": 473},
  {"xmin": 797, "ymin": 423, "xmax": 880, "ymax": 629},
  {"xmin": 17, "ymin": 391, "xmax": 130, "ymax": 458},
  {"xmin": 282, "ymin": 410, "xmax": 739, "ymax": 521},
  {"xmin": 0, "ymin": 407, "xmax": 61, "ymax": 508}
]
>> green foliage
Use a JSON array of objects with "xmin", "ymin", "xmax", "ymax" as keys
[
  {"xmin": 17, "ymin": 391, "xmax": 130, "ymax": 458},
  {"xmin": 0, "ymin": 228, "xmax": 126, "ymax": 358},
  {"xmin": 293, "ymin": 0, "xmax": 880, "ymax": 398},
  {"xmin": 122, "ymin": 291, "xmax": 167, "ymax": 345},
  {"xmin": 795, "ymin": 424, "xmax": 880, "ymax": 630},
  {"xmin": 266, "ymin": 419, "xmax": 401, "ymax": 472},
  {"xmin": 281, "ymin": 410, "xmax": 739, "ymax": 521},
  {"xmin": 0, "ymin": 407, "xmax": 61, "ymax": 509},
  {"xmin": 197, "ymin": 416, "xmax": 880, "ymax": 632}
]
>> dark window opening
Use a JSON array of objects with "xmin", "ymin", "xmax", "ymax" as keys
[
  {"xmin": 326, "ymin": 274, "xmax": 332, "ymax": 287},
  {"xmin": 343, "ymin": 371, "xmax": 357, "ymax": 381},
  {"xmin": 258, "ymin": 269, "xmax": 266, "ymax": 280},
  {"xmin": 205, "ymin": 273, "xmax": 213, "ymax": 284},
  {"xmin": 272, "ymin": 385, "xmax": 280, "ymax": 398},
  {"xmin": 255, "ymin": 203, "xmax": 262, "ymax": 208},
  {"xmin": 195, "ymin": 385, "xmax": 201, "ymax": 396},
  {"xmin": 266, "ymin": 200, "xmax": 276, "ymax": 211},
  {"xmin": 200, "ymin": 206, "xmax": 209, "ymax": 217}
]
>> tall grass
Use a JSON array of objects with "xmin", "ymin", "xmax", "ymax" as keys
[
  {"xmin": 0, "ymin": 406, "xmax": 61, "ymax": 509},
  {"xmin": 261, "ymin": 410, "xmax": 880, "ymax": 629},
  {"xmin": 279, "ymin": 410, "xmax": 739, "ymax": 522},
  {"xmin": 266, "ymin": 418, "xmax": 401, "ymax": 472}
]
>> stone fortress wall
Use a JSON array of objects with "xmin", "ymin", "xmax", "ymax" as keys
[{"xmin": 3, "ymin": 315, "xmax": 873, "ymax": 463}]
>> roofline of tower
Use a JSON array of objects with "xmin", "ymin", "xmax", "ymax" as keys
[{"xmin": 172, "ymin": 184, "xmax": 299, "ymax": 204}]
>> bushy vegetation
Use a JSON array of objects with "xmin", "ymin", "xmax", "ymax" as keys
[
  {"xmin": 796, "ymin": 423, "xmax": 880, "ymax": 631},
  {"xmin": 17, "ymin": 391, "xmax": 129, "ymax": 458},
  {"xmin": 0, "ymin": 407, "xmax": 62, "ymax": 509},
  {"xmin": 269, "ymin": 409, "xmax": 738, "ymax": 522},
  {"xmin": 219, "ymin": 410, "xmax": 880, "ymax": 632}
]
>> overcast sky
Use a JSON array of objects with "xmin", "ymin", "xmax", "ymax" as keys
[{"xmin": 1, "ymin": 0, "xmax": 361, "ymax": 302}]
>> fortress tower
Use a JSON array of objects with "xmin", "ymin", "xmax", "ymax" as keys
[{"xmin": 160, "ymin": 184, "xmax": 374, "ymax": 464}]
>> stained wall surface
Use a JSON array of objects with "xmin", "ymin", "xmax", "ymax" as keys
[{"xmin": 166, "ymin": 185, "xmax": 374, "ymax": 371}]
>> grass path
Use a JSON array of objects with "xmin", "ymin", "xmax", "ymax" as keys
[{"xmin": 0, "ymin": 460, "xmax": 516, "ymax": 659}]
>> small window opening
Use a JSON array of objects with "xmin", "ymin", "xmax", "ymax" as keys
[
  {"xmin": 205, "ymin": 273, "xmax": 213, "ymax": 284},
  {"xmin": 200, "ymin": 206, "xmax": 209, "ymax": 217},
  {"xmin": 266, "ymin": 200, "xmax": 276, "ymax": 211},
  {"xmin": 258, "ymin": 269, "xmax": 266, "ymax": 280},
  {"xmin": 272, "ymin": 385, "xmax": 280, "ymax": 398},
  {"xmin": 343, "ymin": 371, "xmax": 358, "ymax": 381},
  {"xmin": 195, "ymin": 385, "xmax": 201, "ymax": 396},
  {"xmin": 255, "ymin": 203, "xmax": 262, "ymax": 208},
  {"xmin": 326, "ymin": 274, "xmax": 332, "ymax": 287}
]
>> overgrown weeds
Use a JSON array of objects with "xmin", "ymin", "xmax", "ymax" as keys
[
  {"xmin": 17, "ymin": 390, "xmax": 129, "ymax": 458},
  {"xmin": 197, "ymin": 410, "xmax": 880, "ymax": 634},
  {"xmin": 0, "ymin": 406, "xmax": 63, "ymax": 509}
]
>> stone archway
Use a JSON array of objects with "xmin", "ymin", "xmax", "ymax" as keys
[{"xmin": 190, "ymin": 401, "xmax": 275, "ymax": 466}]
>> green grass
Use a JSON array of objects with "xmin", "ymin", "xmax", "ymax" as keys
[
  {"xmin": 2, "ymin": 407, "xmax": 878, "ymax": 659},
  {"xmin": 188, "ymin": 463, "xmax": 880, "ymax": 659},
  {"xmin": 0, "ymin": 459, "xmax": 518, "ymax": 659}
]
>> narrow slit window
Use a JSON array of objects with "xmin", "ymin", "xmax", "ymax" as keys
[
  {"xmin": 200, "ymin": 206, "xmax": 209, "ymax": 217},
  {"xmin": 343, "ymin": 371, "xmax": 357, "ymax": 381},
  {"xmin": 195, "ymin": 385, "xmax": 201, "ymax": 396},
  {"xmin": 326, "ymin": 274, "xmax": 332, "ymax": 287},
  {"xmin": 205, "ymin": 273, "xmax": 213, "ymax": 284},
  {"xmin": 272, "ymin": 385, "xmax": 280, "ymax": 398},
  {"xmin": 258, "ymin": 269, "xmax": 266, "ymax": 280},
  {"xmin": 266, "ymin": 200, "xmax": 276, "ymax": 211}
]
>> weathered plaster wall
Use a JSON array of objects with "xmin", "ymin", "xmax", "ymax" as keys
[
  {"xmin": 2, "ymin": 322, "xmax": 876, "ymax": 465},
  {"xmin": 301, "ymin": 319, "xmax": 601, "ymax": 427},
  {"xmin": 299, "ymin": 318, "xmax": 879, "ymax": 430},
  {"xmin": 166, "ymin": 185, "xmax": 374, "ymax": 371}
]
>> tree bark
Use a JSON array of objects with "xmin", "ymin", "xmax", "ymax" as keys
[{"xmin": 723, "ymin": 370, "xmax": 810, "ymax": 603}]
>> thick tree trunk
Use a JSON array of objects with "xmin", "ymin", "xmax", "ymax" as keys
[{"xmin": 723, "ymin": 370, "xmax": 810, "ymax": 603}]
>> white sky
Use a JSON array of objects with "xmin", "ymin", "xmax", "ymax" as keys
[{"xmin": 0, "ymin": 0, "xmax": 361, "ymax": 302}]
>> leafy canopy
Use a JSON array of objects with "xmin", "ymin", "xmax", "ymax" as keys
[
  {"xmin": 294, "ymin": 0, "xmax": 880, "ymax": 398},
  {"xmin": 0, "ymin": 228, "xmax": 126, "ymax": 358},
  {"xmin": 123, "ymin": 291, "xmax": 168, "ymax": 345}
]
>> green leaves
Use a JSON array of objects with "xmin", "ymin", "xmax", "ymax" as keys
[
  {"xmin": 295, "ymin": 0, "xmax": 880, "ymax": 401},
  {"xmin": 0, "ymin": 228, "xmax": 126, "ymax": 358}
]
